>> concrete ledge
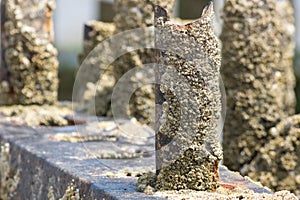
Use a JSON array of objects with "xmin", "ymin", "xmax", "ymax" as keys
[{"xmin": 0, "ymin": 119, "xmax": 275, "ymax": 199}]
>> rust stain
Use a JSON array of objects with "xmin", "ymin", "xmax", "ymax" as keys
[
  {"xmin": 45, "ymin": 7, "xmax": 52, "ymax": 32},
  {"xmin": 45, "ymin": 7, "xmax": 54, "ymax": 42},
  {"xmin": 212, "ymin": 161, "xmax": 220, "ymax": 179},
  {"xmin": 48, "ymin": 135, "xmax": 55, "ymax": 140},
  {"xmin": 219, "ymin": 183, "xmax": 236, "ymax": 190}
]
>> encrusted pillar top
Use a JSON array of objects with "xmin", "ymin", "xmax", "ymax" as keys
[{"xmin": 154, "ymin": 2, "xmax": 223, "ymax": 191}]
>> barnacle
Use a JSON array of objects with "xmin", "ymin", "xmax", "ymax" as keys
[
  {"xmin": 221, "ymin": 0, "xmax": 298, "ymax": 195},
  {"xmin": 0, "ymin": 0, "xmax": 58, "ymax": 105},
  {"xmin": 77, "ymin": 0, "xmax": 175, "ymax": 125},
  {"xmin": 155, "ymin": 3, "xmax": 222, "ymax": 191}
]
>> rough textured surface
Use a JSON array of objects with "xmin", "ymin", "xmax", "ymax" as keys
[
  {"xmin": 77, "ymin": 21, "xmax": 116, "ymax": 116},
  {"xmin": 78, "ymin": 1, "xmax": 175, "ymax": 125},
  {"xmin": 135, "ymin": 166, "xmax": 299, "ymax": 199},
  {"xmin": 113, "ymin": 0, "xmax": 174, "ymax": 32},
  {"xmin": 0, "ymin": 119, "xmax": 157, "ymax": 200},
  {"xmin": 154, "ymin": 189, "xmax": 297, "ymax": 200},
  {"xmin": 0, "ymin": 0, "xmax": 59, "ymax": 105},
  {"xmin": 78, "ymin": 21, "xmax": 115, "ymax": 64},
  {"xmin": 276, "ymin": 0, "xmax": 296, "ymax": 114},
  {"xmin": 0, "ymin": 104, "xmax": 73, "ymax": 126},
  {"xmin": 246, "ymin": 114, "xmax": 300, "ymax": 197},
  {"xmin": 77, "ymin": 20, "xmax": 195, "ymax": 120},
  {"xmin": 221, "ymin": 0, "xmax": 298, "ymax": 196},
  {"xmin": 50, "ymin": 119, "xmax": 155, "ymax": 159},
  {"xmin": 1, "ymin": 118, "xmax": 292, "ymax": 200},
  {"xmin": 0, "ymin": 143, "xmax": 20, "ymax": 200},
  {"xmin": 154, "ymin": 4, "xmax": 222, "ymax": 191},
  {"xmin": 56, "ymin": 184, "xmax": 81, "ymax": 200},
  {"xmin": 112, "ymin": 0, "xmax": 175, "ymax": 125},
  {"xmin": 48, "ymin": 182, "xmax": 82, "ymax": 200}
]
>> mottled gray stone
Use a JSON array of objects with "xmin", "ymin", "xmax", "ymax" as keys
[{"xmin": 0, "ymin": 117, "xmax": 282, "ymax": 200}]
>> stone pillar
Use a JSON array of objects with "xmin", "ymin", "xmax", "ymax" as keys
[
  {"xmin": 221, "ymin": 0, "xmax": 296, "ymax": 187},
  {"xmin": 0, "ymin": 0, "xmax": 59, "ymax": 105},
  {"xmin": 221, "ymin": 1, "xmax": 298, "ymax": 195},
  {"xmin": 247, "ymin": 114, "xmax": 300, "ymax": 196},
  {"xmin": 77, "ymin": 1, "xmax": 176, "ymax": 124},
  {"xmin": 113, "ymin": 0, "xmax": 175, "ymax": 32},
  {"xmin": 154, "ymin": 3, "xmax": 223, "ymax": 191},
  {"xmin": 78, "ymin": 21, "xmax": 115, "ymax": 65},
  {"xmin": 276, "ymin": 0, "xmax": 296, "ymax": 115},
  {"xmin": 112, "ymin": 0, "xmax": 175, "ymax": 125},
  {"xmin": 77, "ymin": 21, "xmax": 116, "ymax": 116}
]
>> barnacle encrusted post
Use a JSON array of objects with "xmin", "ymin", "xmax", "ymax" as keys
[
  {"xmin": 0, "ymin": 0, "xmax": 59, "ymax": 105},
  {"xmin": 247, "ymin": 114, "xmax": 300, "ymax": 196},
  {"xmin": 221, "ymin": 0, "xmax": 296, "ymax": 173},
  {"xmin": 276, "ymin": 0, "xmax": 296, "ymax": 115},
  {"xmin": 112, "ymin": 0, "xmax": 175, "ymax": 125},
  {"xmin": 113, "ymin": 0, "xmax": 175, "ymax": 32},
  {"xmin": 77, "ymin": 21, "xmax": 116, "ymax": 116},
  {"xmin": 78, "ymin": 21, "xmax": 115, "ymax": 65},
  {"xmin": 77, "ymin": 0, "xmax": 175, "ymax": 124},
  {"xmin": 154, "ymin": 3, "xmax": 223, "ymax": 191}
]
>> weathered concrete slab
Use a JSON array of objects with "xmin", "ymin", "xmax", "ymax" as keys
[
  {"xmin": 0, "ymin": 117, "xmax": 282, "ymax": 199},
  {"xmin": 0, "ymin": 120, "xmax": 160, "ymax": 199}
]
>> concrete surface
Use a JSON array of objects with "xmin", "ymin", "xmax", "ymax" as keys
[{"xmin": 0, "ymin": 117, "xmax": 274, "ymax": 199}]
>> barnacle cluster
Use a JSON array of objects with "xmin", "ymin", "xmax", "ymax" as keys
[
  {"xmin": 113, "ymin": 0, "xmax": 174, "ymax": 32},
  {"xmin": 77, "ymin": 21, "xmax": 116, "ymax": 116},
  {"xmin": 154, "ymin": 4, "xmax": 222, "ymax": 191},
  {"xmin": 48, "ymin": 184, "xmax": 81, "ymax": 200},
  {"xmin": 154, "ymin": 189, "xmax": 298, "ymax": 200},
  {"xmin": 113, "ymin": 0, "xmax": 175, "ymax": 124},
  {"xmin": 0, "ymin": 143, "xmax": 20, "ymax": 200},
  {"xmin": 0, "ymin": 104, "xmax": 72, "ymax": 126},
  {"xmin": 246, "ymin": 115, "xmax": 300, "ymax": 196},
  {"xmin": 221, "ymin": 0, "xmax": 298, "ymax": 195},
  {"xmin": 276, "ymin": 0, "xmax": 296, "ymax": 114},
  {"xmin": 58, "ymin": 184, "xmax": 81, "ymax": 200},
  {"xmin": 0, "ymin": 0, "xmax": 59, "ymax": 105},
  {"xmin": 78, "ymin": 21, "xmax": 116, "ymax": 65},
  {"xmin": 78, "ymin": 0, "xmax": 175, "ymax": 125}
]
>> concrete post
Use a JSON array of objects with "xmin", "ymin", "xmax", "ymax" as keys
[
  {"xmin": 154, "ymin": 3, "xmax": 223, "ymax": 191},
  {"xmin": 221, "ymin": 0, "xmax": 297, "ymax": 194},
  {"xmin": 0, "ymin": 0, "xmax": 59, "ymax": 105},
  {"xmin": 112, "ymin": 0, "xmax": 176, "ymax": 125}
]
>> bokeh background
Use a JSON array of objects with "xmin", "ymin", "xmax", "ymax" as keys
[{"xmin": 53, "ymin": 0, "xmax": 300, "ymax": 112}]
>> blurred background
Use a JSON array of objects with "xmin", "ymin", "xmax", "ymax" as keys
[{"xmin": 53, "ymin": 0, "xmax": 300, "ymax": 112}]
